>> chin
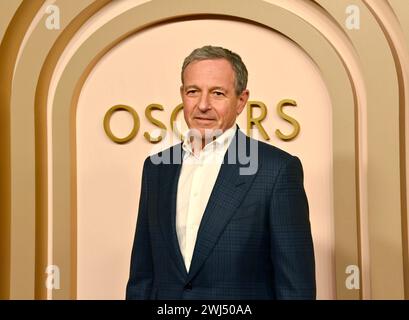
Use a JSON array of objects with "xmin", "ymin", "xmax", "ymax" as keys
[{"xmin": 189, "ymin": 126, "xmax": 218, "ymax": 138}]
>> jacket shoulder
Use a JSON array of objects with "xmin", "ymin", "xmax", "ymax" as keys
[
  {"xmin": 247, "ymin": 134, "xmax": 297, "ymax": 165},
  {"xmin": 142, "ymin": 142, "xmax": 183, "ymax": 170}
]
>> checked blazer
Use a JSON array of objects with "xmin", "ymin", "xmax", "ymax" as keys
[{"xmin": 126, "ymin": 127, "xmax": 316, "ymax": 300}]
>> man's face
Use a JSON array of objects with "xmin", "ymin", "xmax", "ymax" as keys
[{"xmin": 180, "ymin": 59, "xmax": 249, "ymax": 139}]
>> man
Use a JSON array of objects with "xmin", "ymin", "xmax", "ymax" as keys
[{"xmin": 126, "ymin": 46, "xmax": 316, "ymax": 299}]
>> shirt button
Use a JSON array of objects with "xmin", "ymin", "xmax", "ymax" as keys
[{"xmin": 184, "ymin": 282, "xmax": 193, "ymax": 291}]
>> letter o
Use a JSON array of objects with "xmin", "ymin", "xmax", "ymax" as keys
[{"xmin": 103, "ymin": 105, "xmax": 140, "ymax": 144}]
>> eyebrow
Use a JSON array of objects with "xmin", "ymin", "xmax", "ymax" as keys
[
  {"xmin": 183, "ymin": 85, "xmax": 227, "ymax": 92},
  {"xmin": 184, "ymin": 85, "xmax": 200, "ymax": 91},
  {"xmin": 210, "ymin": 87, "xmax": 227, "ymax": 92}
]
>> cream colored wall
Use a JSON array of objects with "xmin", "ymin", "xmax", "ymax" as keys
[
  {"xmin": 265, "ymin": 0, "xmax": 371, "ymax": 298},
  {"xmin": 76, "ymin": 19, "xmax": 334, "ymax": 299},
  {"xmin": 2, "ymin": 0, "xmax": 409, "ymax": 300},
  {"xmin": 46, "ymin": 0, "xmax": 151, "ymax": 300}
]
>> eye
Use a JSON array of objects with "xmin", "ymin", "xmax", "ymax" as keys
[
  {"xmin": 186, "ymin": 89, "xmax": 198, "ymax": 96},
  {"xmin": 213, "ymin": 91, "xmax": 224, "ymax": 96}
]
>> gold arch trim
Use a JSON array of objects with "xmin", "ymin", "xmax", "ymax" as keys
[
  {"xmin": 363, "ymin": 0, "xmax": 409, "ymax": 299},
  {"xmin": 34, "ymin": 0, "xmax": 112, "ymax": 299},
  {"xmin": 3, "ymin": 0, "xmax": 407, "ymax": 300},
  {"xmin": 48, "ymin": 0, "xmax": 358, "ymax": 299},
  {"xmin": 0, "ymin": 0, "xmax": 45, "ymax": 300}
]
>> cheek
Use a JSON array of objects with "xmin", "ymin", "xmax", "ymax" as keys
[
  {"xmin": 219, "ymin": 104, "xmax": 237, "ymax": 121},
  {"xmin": 182, "ymin": 108, "xmax": 190, "ymax": 120},
  {"xmin": 182, "ymin": 97, "xmax": 195, "ymax": 110},
  {"xmin": 183, "ymin": 105, "xmax": 194, "ymax": 120}
]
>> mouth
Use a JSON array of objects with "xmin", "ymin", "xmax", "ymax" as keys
[
  {"xmin": 194, "ymin": 118, "xmax": 215, "ymax": 126},
  {"xmin": 194, "ymin": 117, "xmax": 215, "ymax": 121}
]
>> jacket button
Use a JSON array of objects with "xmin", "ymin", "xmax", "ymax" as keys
[{"xmin": 184, "ymin": 282, "xmax": 193, "ymax": 291}]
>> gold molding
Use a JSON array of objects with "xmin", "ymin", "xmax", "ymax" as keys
[
  {"xmin": 0, "ymin": 0, "xmax": 45, "ymax": 300},
  {"xmin": 363, "ymin": 0, "xmax": 409, "ymax": 300},
  {"xmin": 34, "ymin": 0, "xmax": 112, "ymax": 300},
  {"xmin": 8, "ymin": 0, "xmax": 408, "ymax": 300},
  {"xmin": 0, "ymin": 0, "xmax": 24, "ymax": 43},
  {"xmin": 316, "ymin": 0, "xmax": 405, "ymax": 299},
  {"xmin": 0, "ymin": 1, "xmax": 364, "ymax": 297},
  {"xmin": 1, "ymin": 0, "xmax": 403, "ymax": 299},
  {"xmin": 45, "ymin": 0, "xmax": 358, "ymax": 299}
]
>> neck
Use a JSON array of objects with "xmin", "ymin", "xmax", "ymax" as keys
[
  {"xmin": 191, "ymin": 136, "xmax": 215, "ymax": 155},
  {"xmin": 187, "ymin": 125, "xmax": 235, "ymax": 155}
]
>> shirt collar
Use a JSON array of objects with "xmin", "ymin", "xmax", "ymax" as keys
[{"xmin": 182, "ymin": 125, "xmax": 237, "ymax": 160}]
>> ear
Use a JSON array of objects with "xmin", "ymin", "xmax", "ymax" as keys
[{"xmin": 236, "ymin": 89, "xmax": 249, "ymax": 115}]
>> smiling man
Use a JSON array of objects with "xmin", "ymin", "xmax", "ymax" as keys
[
  {"xmin": 181, "ymin": 55, "xmax": 248, "ymax": 152},
  {"xmin": 126, "ymin": 45, "xmax": 316, "ymax": 300}
]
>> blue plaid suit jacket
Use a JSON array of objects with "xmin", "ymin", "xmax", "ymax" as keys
[{"xmin": 126, "ymin": 128, "xmax": 316, "ymax": 299}]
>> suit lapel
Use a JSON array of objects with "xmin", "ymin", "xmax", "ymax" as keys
[
  {"xmin": 157, "ymin": 144, "xmax": 188, "ymax": 278},
  {"xmin": 187, "ymin": 129, "xmax": 260, "ymax": 281}
]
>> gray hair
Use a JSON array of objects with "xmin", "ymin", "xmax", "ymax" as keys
[{"xmin": 181, "ymin": 45, "xmax": 248, "ymax": 96}]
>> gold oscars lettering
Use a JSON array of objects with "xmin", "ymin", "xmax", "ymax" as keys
[{"xmin": 103, "ymin": 100, "xmax": 301, "ymax": 144}]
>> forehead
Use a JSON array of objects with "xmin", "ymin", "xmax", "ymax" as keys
[{"xmin": 183, "ymin": 59, "xmax": 235, "ymax": 85}]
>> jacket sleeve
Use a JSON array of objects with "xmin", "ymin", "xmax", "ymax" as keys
[
  {"xmin": 269, "ymin": 156, "xmax": 316, "ymax": 299},
  {"xmin": 126, "ymin": 158, "xmax": 154, "ymax": 299}
]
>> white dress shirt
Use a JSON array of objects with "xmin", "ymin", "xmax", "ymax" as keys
[{"xmin": 176, "ymin": 125, "xmax": 237, "ymax": 272}]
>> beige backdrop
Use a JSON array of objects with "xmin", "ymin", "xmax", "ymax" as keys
[
  {"xmin": 76, "ymin": 18, "xmax": 333, "ymax": 299},
  {"xmin": 1, "ymin": 0, "xmax": 408, "ymax": 300}
]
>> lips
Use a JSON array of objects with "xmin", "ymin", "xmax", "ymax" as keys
[{"xmin": 195, "ymin": 116, "xmax": 215, "ymax": 121}]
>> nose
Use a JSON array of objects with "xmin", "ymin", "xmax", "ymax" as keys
[{"xmin": 197, "ymin": 92, "xmax": 211, "ymax": 112}]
